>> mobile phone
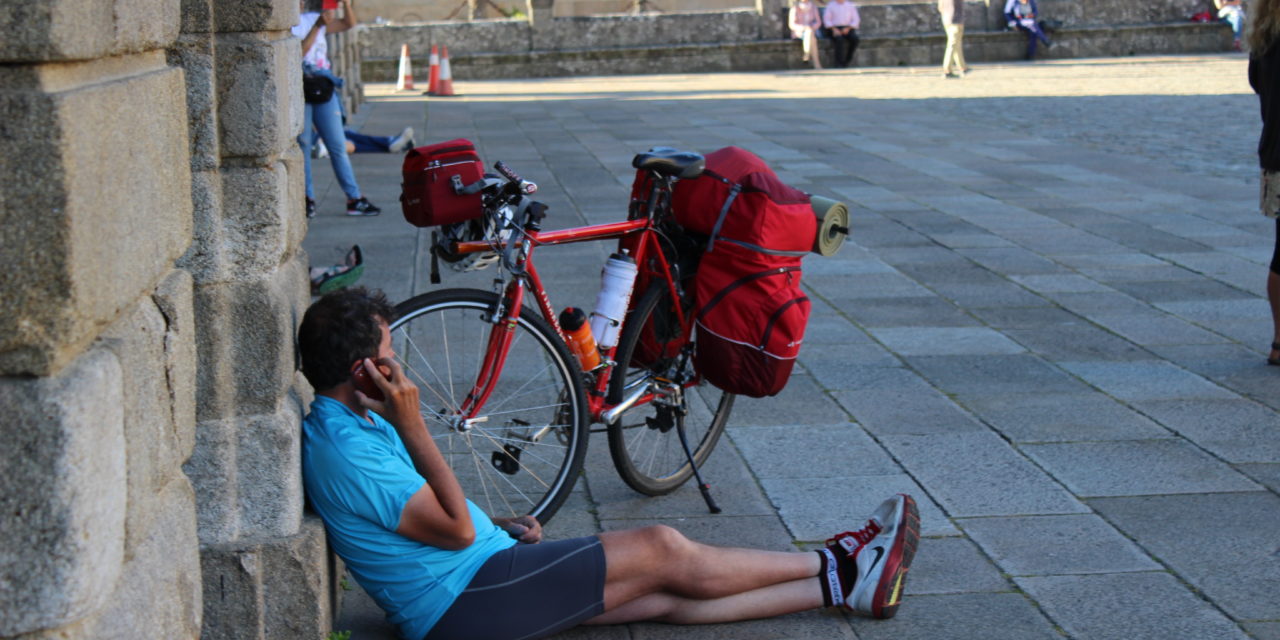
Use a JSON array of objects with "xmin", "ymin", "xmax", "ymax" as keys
[
  {"xmin": 351, "ymin": 361, "xmax": 386, "ymax": 401},
  {"xmin": 322, "ymin": 0, "xmax": 339, "ymax": 10}
]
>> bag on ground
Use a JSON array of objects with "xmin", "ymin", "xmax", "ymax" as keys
[
  {"xmin": 400, "ymin": 138, "xmax": 485, "ymax": 227},
  {"xmin": 671, "ymin": 146, "xmax": 816, "ymax": 398}
]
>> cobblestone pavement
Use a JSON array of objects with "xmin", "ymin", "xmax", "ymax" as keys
[{"xmin": 307, "ymin": 54, "xmax": 1280, "ymax": 640}]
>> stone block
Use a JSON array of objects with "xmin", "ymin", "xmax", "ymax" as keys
[
  {"xmin": 168, "ymin": 33, "xmax": 220, "ymax": 172},
  {"xmin": 84, "ymin": 478, "xmax": 202, "ymax": 639},
  {"xmin": 237, "ymin": 409, "xmax": 305, "ymax": 539},
  {"xmin": 187, "ymin": 415, "xmax": 241, "ymax": 545},
  {"xmin": 214, "ymin": 32, "xmax": 301, "ymax": 159},
  {"xmin": 99, "ymin": 279, "xmax": 197, "ymax": 556},
  {"xmin": 0, "ymin": 54, "xmax": 192, "ymax": 377},
  {"xmin": 214, "ymin": 0, "xmax": 300, "ymax": 33},
  {"xmin": 178, "ymin": 169, "xmax": 226, "ymax": 284},
  {"xmin": 182, "ymin": 0, "xmax": 215, "ymax": 34},
  {"xmin": 0, "ymin": 0, "xmax": 179, "ymax": 62},
  {"xmin": 0, "ymin": 348, "xmax": 126, "ymax": 636},
  {"xmin": 221, "ymin": 160, "xmax": 299, "ymax": 275},
  {"xmin": 193, "ymin": 257, "xmax": 308, "ymax": 422},
  {"xmin": 1016, "ymin": 573, "xmax": 1249, "ymax": 640},
  {"xmin": 200, "ymin": 515, "xmax": 332, "ymax": 640},
  {"xmin": 262, "ymin": 516, "xmax": 332, "ymax": 639},
  {"xmin": 154, "ymin": 269, "xmax": 199, "ymax": 462}
]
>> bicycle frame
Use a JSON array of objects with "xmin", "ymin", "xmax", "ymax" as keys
[{"xmin": 448, "ymin": 214, "xmax": 694, "ymax": 426}]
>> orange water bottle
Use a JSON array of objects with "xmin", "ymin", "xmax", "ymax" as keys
[{"xmin": 559, "ymin": 307, "xmax": 601, "ymax": 371}]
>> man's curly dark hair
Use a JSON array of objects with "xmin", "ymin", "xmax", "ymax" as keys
[{"xmin": 298, "ymin": 287, "xmax": 398, "ymax": 392}]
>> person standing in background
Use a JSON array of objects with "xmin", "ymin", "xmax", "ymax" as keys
[
  {"xmin": 790, "ymin": 0, "xmax": 824, "ymax": 70},
  {"xmin": 1247, "ymin": 0, "xmax": 1280, "ymax": 366},
  {"xmin": 294, "ymin": 0, "xmax": 382, "ymax": 218},
  {"xmin": 938, "ymin": 0, "xmax": 967, "ymax": 77},
  {"xmin": 823, "ymin": 0, "xmax": 861, "ymax": 68}
]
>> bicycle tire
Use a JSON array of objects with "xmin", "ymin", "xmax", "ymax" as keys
[
  {"xmin": 390, "ymin": 288, "xmax": 589, "ymax": 524},
  {"xmin": 606, "ymin": 282, "xmax": 735, "ymax": 496}
]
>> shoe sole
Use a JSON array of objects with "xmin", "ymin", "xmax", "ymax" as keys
[{"xmin": 872, "ymin": 494, "xmax": 920, "ymax": 619}]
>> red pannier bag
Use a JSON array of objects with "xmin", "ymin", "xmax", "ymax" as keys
[
  {"xmin": 400, "ymin": 138, "xmax": 485, "ymax": 227},
  {"xmin": 672, "ymin": 146, "xmax": 817, "ymax": 397}
]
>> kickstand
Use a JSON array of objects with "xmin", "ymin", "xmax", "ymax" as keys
[{"xmin": 674, "ymin": 408, "xmax": 721, "ymax": 514}]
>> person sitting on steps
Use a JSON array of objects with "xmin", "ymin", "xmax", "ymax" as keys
[
  {"xmin": 1005, "ymin": 0, "xmax": 1052, "ymax": 60},
  {"xmin": 298, "ymin": 287, "xmax": 922, "ymax": 640}
]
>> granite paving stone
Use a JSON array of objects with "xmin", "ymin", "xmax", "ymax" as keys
[
  {"xmin": 902, "ymin": 535, "xmax": 1012, "ymax": 595},
  {"xmin": 958, "ymin": 514, "xmax": 1160, "ymax": 576},
  {"xmin": 955, "ymin": 391, "xmax": 1172, "ymax": 443},
  {"xmin": 1059, "ymin": 360, "xmax": 1239, "ymax": 401},
  {"xmin": 729, "ymin": 423, "xmax": 901, "ymax": 479},
  {"xmin": 1021, "ymin": 440, "xmax": 1260, "ymax": 497},
  {"xmin": 1131, "ymin": 398, "xmax": 1280, "ymax": 463},
  {"xmin": 1003, "ymin": 322, "xmax": 1155, "ymax": 362},
  {"xmin": 1089, "ymin": 492, "xmax": 1280, "ymax": 621},
  {"xmin": 878, "ymin": 431, "xmax": 1088, "ymax": 517},
  {"xmin": 831, "ymin": 385, "xmax": 989, "ymax": 436},
  {"xmin": 905, "ymin": 354, "xmax": 1092, "ymax": 395},
  {"xmin": 868, "ymin": 327, "xmax": 1026, "ymax": 357},
  {"xmin": 761, "ymin": 475, "xmax": 957, "ymax": 539},
  {"xmin": 847, "ymin": 593, "xmax": 1060, "ymax": 640},
  {"xmin": 1016, "ymin": 573, "xmax": 1251, "ymax": 640}
]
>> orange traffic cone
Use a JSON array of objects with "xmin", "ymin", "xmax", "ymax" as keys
[
  {"xmin": 426, "ymin": 45, "xmax": 440, "ymax": 95},
  {"xmin": 435, "ymin": 46, "xmax": 455, "ymax": 97},
  {"xmin": 395, "ymin": 43, "xmax": 414, "ymax": 91}
]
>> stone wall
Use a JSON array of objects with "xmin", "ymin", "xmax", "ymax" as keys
[
  {"xmin": 359, "ymin": 0, "xmax": 1229, "ymax": 80},
  {"xmin": 0, "ymin": 1, "xmax": 329, "ymax": 639}
]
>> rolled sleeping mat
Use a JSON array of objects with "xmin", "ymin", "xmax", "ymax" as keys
[{"xmin": 810, "ymin": 195, "xmax": 850, "ymax": 257}]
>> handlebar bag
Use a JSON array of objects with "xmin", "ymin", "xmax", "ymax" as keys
[
  {"xmin": 400, "ymin": 138, "xmax": 484, "ymax": 227},
  {"xmin": 671, "ymin": 146, "xmax": 817, "ymax": 397}
]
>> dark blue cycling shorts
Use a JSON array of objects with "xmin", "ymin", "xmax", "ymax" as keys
[{"xmin": 423, "ymin": 536, "xmax": 606, "ymax": 640}]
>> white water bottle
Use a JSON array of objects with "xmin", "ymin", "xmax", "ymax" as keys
[{"xmin": 590, "ymin": 251, "xmax": 638, "ymax": 349}]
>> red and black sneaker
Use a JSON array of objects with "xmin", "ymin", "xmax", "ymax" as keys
[{"xmin": 829, "ymin": 493, "xmax": 920, "ymax": 618}]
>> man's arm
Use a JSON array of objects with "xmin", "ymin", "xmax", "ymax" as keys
[
  {"xmin": 361, "ymin": 357, "xmax": 476, "ymax": 550},
  {"xmin": 325, "ymin": 0, "xmax": 359, "ymax": 34}
]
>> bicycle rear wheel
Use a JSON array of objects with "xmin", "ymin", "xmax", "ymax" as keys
[
  {"xmin": 390, "ymin": 288, "xmax": 588, "ymax": 524},
  {"xmin": 606, "ymin": 282, "xmax": 735, "ymax": 496}
]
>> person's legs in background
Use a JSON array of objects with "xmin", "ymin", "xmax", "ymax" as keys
[
  {"xmin": 942, "ymin": 23, "xmax": 966, "ymax": 76},
  {"xmin": 345, "ymin": 127, "xmax": 415, "ymax": 153},
  {"xmin": 1019, "ymin": 24, "xmax": 1038, "ymax": 59},
  {"xmin": 1269, "ymin": 219, "xmax": 1280, "ymax": 365},
  {"xmin": 299, "ymin": 102, "xmax": 317, "ymax": 218},
  {"xmin": 311, "ymin": 93, "xmax": 381, "ymax": 216},
  {"xmin": 1224, "ymin": 11, "xmax": 1244, "ymax": 48},
  {"xmin": 846, "ymin": 29, "xmax": 859, "ymax": 66}
]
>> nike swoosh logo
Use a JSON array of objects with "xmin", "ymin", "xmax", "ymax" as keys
[{"xmin": 866, "ymin": 546, "xmax": 885, "ymax": 574}]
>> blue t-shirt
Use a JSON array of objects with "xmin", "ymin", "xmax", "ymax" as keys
[{"xmin": 302, "ymin": 396, "xmax": 516, "ymax": 639}]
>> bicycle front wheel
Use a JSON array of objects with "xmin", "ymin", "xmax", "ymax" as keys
[
  {"xmin": 390, "ymin": 289, "xmax": 588, "ymax": 524},
  {"xmin": 606, "ymin": 282, "xmax": 735, "ymax": 496}
]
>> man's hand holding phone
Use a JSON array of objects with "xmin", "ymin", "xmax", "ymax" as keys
[{"xmin": 353, "ymin": 358, "xmax": 424, "ymax": 432}]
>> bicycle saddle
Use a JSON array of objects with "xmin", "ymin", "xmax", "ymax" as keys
[{"xmin": 632, "ymin": 147, "xmax": 705, "ymax": 179}]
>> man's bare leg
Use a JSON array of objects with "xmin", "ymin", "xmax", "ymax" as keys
[{"xmin": 584, "ymin": 525, "xmax": 824, "ymax": 625}]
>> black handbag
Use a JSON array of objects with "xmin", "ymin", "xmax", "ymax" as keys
[{"xmin": 302, "ymin": 73, "xmax": 335, "ymax": 105}]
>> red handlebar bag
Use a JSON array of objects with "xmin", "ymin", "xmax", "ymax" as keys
[{"xmin": 400, "ymin": 138, "xmax": 485, "ymax": 227}]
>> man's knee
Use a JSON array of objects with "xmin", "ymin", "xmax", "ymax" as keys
[{"xmin": 638, "ymin": 525, "xmax": 693, "ymax": 558}]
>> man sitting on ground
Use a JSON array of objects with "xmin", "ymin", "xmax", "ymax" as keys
[{"xmin": 298, "ymin": 287, "xmax": 921, "ymax": 640}]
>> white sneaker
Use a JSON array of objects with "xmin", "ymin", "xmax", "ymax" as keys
[
  {"xmin": 389, "ymin": 126, "xmax": 415, "ymax": 153},
  {"xmin": 314, "ymin": 138, "xmax": 329, "ymax": 159},
  {"xmin": 827, "ymin": 494, "xmax": 920, "ymax": 618}
]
